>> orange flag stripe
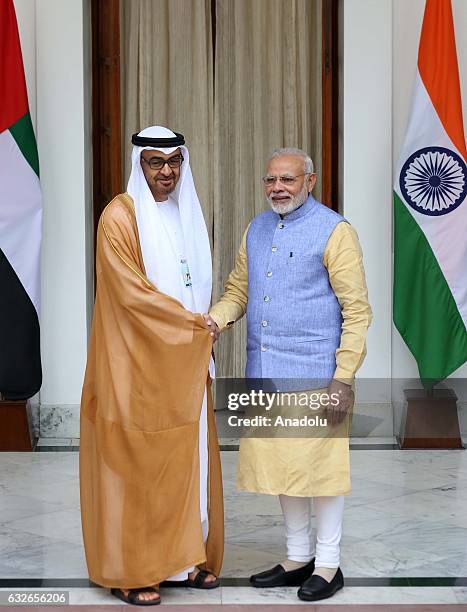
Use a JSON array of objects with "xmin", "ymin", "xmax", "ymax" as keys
[{"xmin": 418, "ymin": 0, "xmax": 467, "ymax": 160}]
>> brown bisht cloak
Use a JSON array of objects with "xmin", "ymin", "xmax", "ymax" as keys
[{"xmin": 79, "ymin": 194, "xmax": 223, "ymax": 589}]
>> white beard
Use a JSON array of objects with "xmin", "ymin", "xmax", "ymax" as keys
[{"xmin": 268, "ymin": 183, "xmax": 309, "ymax": 215}]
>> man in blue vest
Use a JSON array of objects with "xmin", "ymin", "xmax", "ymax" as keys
[{"xmin": 207, "ymin": 148, "xmax": 372, "ymax": 602}]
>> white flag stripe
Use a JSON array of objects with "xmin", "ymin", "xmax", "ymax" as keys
[
  {"xmin": 394, "ymin": 72, "xmax": 467, "ymax": 327},
  {"xmin": 0, "ymin": 130, "xmax": 42, "ymax": 314}
]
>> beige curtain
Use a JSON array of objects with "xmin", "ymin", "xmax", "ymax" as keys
[
  {"xmin": 121, "ymin": 0, "xmax": 214, "ymax": 233},
  {"xmin": 213, "ymin": 0, "xmax": 322, "ymax": 376},
  {"xmin": 121, "ymin": 0, "xmax": 322, "ymax": 377}
]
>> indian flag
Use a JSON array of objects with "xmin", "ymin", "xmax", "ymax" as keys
[
  {"xmin": 393, "ymin": 0, "xmax": 467, "ymax": 384},
  {"xmin": 0, "ymin": 0, "xmax": 42, "ymax": 400}
]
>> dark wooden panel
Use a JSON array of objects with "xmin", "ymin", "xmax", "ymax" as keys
[
  {"xmin": 91, "ymin": 0, "xmax": 122, "ymax": 249},
  {"xmin": 322, "ymin": 0, "xmax": 339, "ymax": 210}
]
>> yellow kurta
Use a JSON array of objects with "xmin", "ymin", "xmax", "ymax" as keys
[
  {"xmin": 209, "ymin": 219, "xmax": 372, "ymax": 496},
  {"xmin": 80, "ymin": 194, "xmax": 224, "ymax": 589}
]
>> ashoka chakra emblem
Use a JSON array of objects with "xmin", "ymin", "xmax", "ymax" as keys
[{"xmin": 399, "ymin": 146, "xmax": 467, "ymax": 216}]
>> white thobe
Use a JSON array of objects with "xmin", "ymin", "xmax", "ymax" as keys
[{"xmin": 157, "ymin": 197, "xmax": 210, "ymax": 581}]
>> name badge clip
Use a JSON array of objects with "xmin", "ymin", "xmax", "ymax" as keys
[{"xmin": 180, "ymin": 258, "xmax": 192, "ymax": 287}]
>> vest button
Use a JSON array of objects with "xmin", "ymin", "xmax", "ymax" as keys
[
  {"xmin": 271, "ymin": 246, "xmax": 277, "ymax": 252},
  {"xmin": 261, "ymin": 345, "xmax": 268, "ymax": 352},
  {"xmin": 261, "ymin": 320, "xmax": 268, "ymax": 327},
  {"xmin": 264, "ymin": 295, "xmax": 270, "ymax": 302},
  {"xmin": 266, "ymin": 271, "xmax": 272, "ymax": 277}
]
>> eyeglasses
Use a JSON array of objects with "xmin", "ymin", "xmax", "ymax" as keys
[
  {"xmin": 141, "ymin": 154, "xmax": 184, "ymax": 170},
  {"xmin": 262, "ymin": 173, "xmax": 310, "ymax": 186}
]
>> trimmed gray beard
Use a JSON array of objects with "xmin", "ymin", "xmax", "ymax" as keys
[{"xmin": 267, "ymin": 183, "xmax": 309, "ymax": 215}]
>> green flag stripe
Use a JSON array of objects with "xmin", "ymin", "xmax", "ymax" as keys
[
  {"xmin": 9, "ymin": 112, "xmax": 39, "ymax": 178},
  {"xmin": 393, "ymin": 192, "xmax": 467, "ymax": 381}
]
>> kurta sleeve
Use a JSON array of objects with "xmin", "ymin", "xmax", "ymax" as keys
[
  {"xmin": 209, "ymin": 226, "xmax": 249, "ymax": 330},
  {"xmin": 323, "ymin": 221, "xmax": 372, "ymax": 383}
]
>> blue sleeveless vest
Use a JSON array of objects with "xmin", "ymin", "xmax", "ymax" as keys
[{"xmin": 246, "ymin": 195, "xmax": 345, "ymax": 389}]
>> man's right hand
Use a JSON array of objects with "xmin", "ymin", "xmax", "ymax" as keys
[{"xmin": 202, "ymin": 314, "xmax": 221, "ymax": 343}]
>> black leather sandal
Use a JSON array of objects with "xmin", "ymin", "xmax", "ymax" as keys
[
  {"xmin": 161, "ymin": 568, "xmax": 220, "ymax": 589},
  {"xmin": 188, "ymin": 569, "xmax": 220, "ymax": 589},
  {"xmin": 111, "ymin": 586, "xmax": 161, "ymax": 606}
]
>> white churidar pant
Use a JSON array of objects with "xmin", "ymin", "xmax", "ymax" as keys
[{"xmin": 279, "ymin": 494, "xmax": 344, "ymax": 568}]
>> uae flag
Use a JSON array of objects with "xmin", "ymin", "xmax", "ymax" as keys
[
  {"xmin": 0, "ymin": 0, "xmax": 42, "ymax": 400},
  {"xmin": 393, "ymin": 0, "xmax": 467, "ymax": 384}
]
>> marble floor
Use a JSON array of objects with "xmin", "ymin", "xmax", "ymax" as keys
[{"xmin": 0, "ymin": 443, "xmax": 467, "ymax": 606}]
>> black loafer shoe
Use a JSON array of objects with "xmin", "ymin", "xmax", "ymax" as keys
[
  {"xmin": 250, "ymin": 558, "xmax": 315, "ymax": 588},
  {"xmin": 297, "ymin": 567, "xmax": 344, "ymax": 601}
]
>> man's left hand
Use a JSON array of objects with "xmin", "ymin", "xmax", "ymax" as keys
[{"xmin": 325, "ymin": 379, "xmax": 354, "ymax": 426}]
